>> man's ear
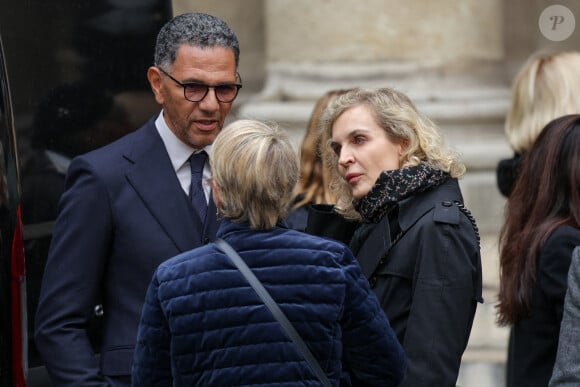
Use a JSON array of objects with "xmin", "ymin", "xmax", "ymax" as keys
[
  {"xmin": 211, "ymin": 179, "xmax": 221, "ymax": 208},
  {"xmin": 147, "ymin": 66, "xmax": 164, "ymax": 105}
]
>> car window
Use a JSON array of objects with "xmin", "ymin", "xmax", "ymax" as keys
[{"xmin": 0, "ymin": 2, "xmax": 172, "ymax": 385}]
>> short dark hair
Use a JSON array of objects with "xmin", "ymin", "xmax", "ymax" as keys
[{"xmin": 154, "ymin": 12, "xmax": 240, "ymax": 70}]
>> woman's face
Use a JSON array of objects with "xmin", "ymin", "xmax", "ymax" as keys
[{"xmin": 330, "ymin": 104, "xmax": 404, "ymax": 199}]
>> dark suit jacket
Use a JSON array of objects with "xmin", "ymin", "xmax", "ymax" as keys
[{"xmin": 34, "ymin": 117, "xmax": 220, "ymax": 386}]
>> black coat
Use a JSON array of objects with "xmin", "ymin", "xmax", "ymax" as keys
[
  {"xmin": 506, "ymin": 225, "xmax": 580, "ymax": 387},
  {"xmin": 308, "ymin": 178, "xmax": 483, "ymax": 387}
]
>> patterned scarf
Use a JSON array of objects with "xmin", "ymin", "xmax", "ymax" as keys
[{"xmin": 354, "ymin": 162, "xmax": 449, "ymax": 223}]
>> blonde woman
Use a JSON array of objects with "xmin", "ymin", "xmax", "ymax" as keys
[
  {"xmin": 132, "ymin": 119, "xmax": 406, "ymax": 386},
  {"xmin": 309, "ymin": 87, "xmax": 482, "ymax": 386},
  {"xmin": 497, "ymin": 50, "xmax": 580, "ymax": 197}
]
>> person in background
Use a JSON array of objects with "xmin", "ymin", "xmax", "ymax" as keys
[
  {"xmin": 132, "ymin": 119, "xmax": 406, "ymax": 386},
  {"xmin": 22, "ymin": 82, "xmax": 132, "ymax": 366},
  {"xmin": 550, "ymin": 246, "xmax": 580, "ymax": 387},
  {"xmin": 496, "ymin": 114, "xmax": 580, "ymax": 387},
  {"xmin": 286, "ymin": 89, "xmax": 349, "ymax": 232},
  {"xmin": 496, "ymin": 50, "xmax": 580, "ymax": 197},
  {"xmin": 22, "ymin": 82, "xmax": 131, "ymax": 232},
  {"xmin": 34, "ymin": 13, "xmax": 242, "ymax": 386},
  {"xmin": 310, "ymin": 87, "xmax": 482, "ymax": 386}
]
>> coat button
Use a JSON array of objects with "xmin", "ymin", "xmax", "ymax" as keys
[
  {"xmin": 203, "ymin": 237, "xmax": 210, "ymax": 244},
  {"xmin": 442, "ymin": 201, "xmax": 453, "ymax": 207}
]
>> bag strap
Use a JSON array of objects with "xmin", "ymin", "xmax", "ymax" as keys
[{"xmin": 215, "ymin": 238, "xmax": 332, "ymax": 387}]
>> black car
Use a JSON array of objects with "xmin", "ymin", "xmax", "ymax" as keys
[
  {"xmin": 0, "ymin": 33, "xmax": 27, "ymax": 387},
  {"xmin": 0, "ymin": 1, "xmax": 171, "ymax": 385}
]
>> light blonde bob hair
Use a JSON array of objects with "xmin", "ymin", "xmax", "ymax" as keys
[
  {"xmin": 505, "ymin": 50, "xmax": 580, "ymax": 154},
  {"xmin": 321, "ymin": 87, "xmax": 465, "ymax": 219},
  {"xmin": 210, "ymin": 119, "xmax": 299, "ymax": 230}
]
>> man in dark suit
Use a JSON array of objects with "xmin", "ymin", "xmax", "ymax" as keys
[{"xmin": 34, "ymin": 13, "xmax": 241, "ymax": 386}]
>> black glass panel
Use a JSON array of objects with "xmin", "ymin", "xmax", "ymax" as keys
[{"xmin": 0, "ymin": 1, "xmax": 172, "ymax": 384}]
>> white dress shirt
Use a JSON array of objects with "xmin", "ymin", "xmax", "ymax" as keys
[{"xmin": 155, "ymin": 112, "xmax": 211, "ymax": 203}]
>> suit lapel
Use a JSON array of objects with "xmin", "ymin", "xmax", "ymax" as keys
[{"xmin": 124, "ymin": 122, "xmax": 203, "ymax": 252}]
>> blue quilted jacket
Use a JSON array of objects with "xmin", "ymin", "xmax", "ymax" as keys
[{"xmin": 132, "ymin": 220, "xmax": 406, "ymax": 386}]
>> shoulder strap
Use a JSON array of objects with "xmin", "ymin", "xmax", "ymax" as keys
[
  {"xmin": 453, "ymin": 200, "xmax": 480, "ymax": 248},
  {"xmin": 215, "ymin": 238, "xmax": 332, "ymax": 387}
]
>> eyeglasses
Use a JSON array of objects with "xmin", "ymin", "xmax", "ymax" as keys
[{"xmin": 158, "ymin": 67, "xmax": 242, "ymax": 103}]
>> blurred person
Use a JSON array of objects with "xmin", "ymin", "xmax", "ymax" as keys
[
  {"xmin": 22, "ymin": 81, "xmax": 132, "ymax": 366},
  {"xmin": 496, "ymin": 114, "xmax": 580, "ymax": 387},
  {"xmin": 131, "ymin": 119, "xmax": 406, "ymax": 386},
  {"xmin": 550, "ymin": 246, "xmax": 580, "ymax": 387},
  {"xmin": 23, "ymin": 82, "xmax": 131, "ymax": 225},
  {"xmin": 286, "ymin": 89, "xmax": 350, "ymax": 232},
  {"xmin": 34, "ymin": 13, "xmax": 242, "ymax": 386},
  {"xmin": 309, "ymin": 87, "xmax": 482, "ymax": 386},
  {"xmin": 496, "ymin": 50, "xmax": 580, "ymax": 197}
]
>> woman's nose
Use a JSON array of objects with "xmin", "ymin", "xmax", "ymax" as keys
[{"xmin": 338, "ymin": 148, "xmax": 354, "ymax": 166}]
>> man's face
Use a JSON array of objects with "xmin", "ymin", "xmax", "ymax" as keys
[{"xmin": 149, "ymin": 45, "xmax": 238, "ymax": 149}]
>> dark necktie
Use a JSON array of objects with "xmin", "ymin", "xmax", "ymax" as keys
[{"xmin": 189, "ymin": 151, "xmax": 208, "ymax": 221}]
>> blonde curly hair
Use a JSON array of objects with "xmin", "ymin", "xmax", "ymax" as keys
[{"xmin": 320, "ymin": 87, "xmax": 465, "ymax": 219}]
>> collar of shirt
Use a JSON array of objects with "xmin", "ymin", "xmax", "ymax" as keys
[{"xmin": 155, "ymin": 111, "xmax": 212, "ymax": 200}]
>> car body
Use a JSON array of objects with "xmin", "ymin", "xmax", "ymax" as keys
[{"xmin": 0, "ymin": 33, "xmax": 27, "ymax": 387}]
